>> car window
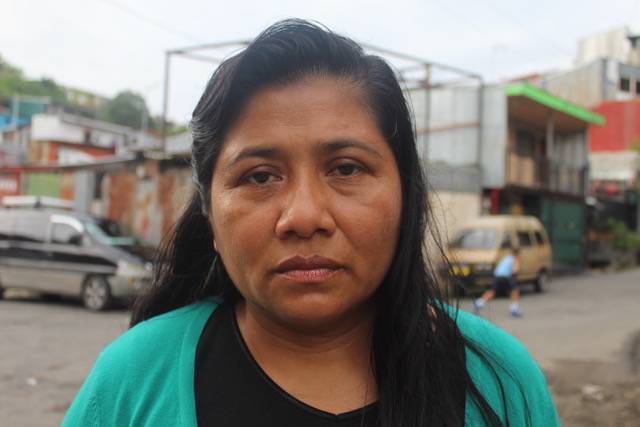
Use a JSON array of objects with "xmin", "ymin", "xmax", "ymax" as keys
[
  {"xmin": 534, "ymin": 231, "xmax": 545, "ymax": 245},
  {"xmin": 13, "ymin": 215, "xmax": 47, "ymax": 243},
  {"xmin": 500, "ymin": 231, "xmax": 512, "ymax": 248},
  {"xmin": 449, "ymin": 229, "xmax": 498, "ymax": 250},
  {"xmin": 0, "ymin": 215, "xmax": 14, "ymax": 240},
  {"xmin": 85, "ymin": 220, "xmax": 150, "ymax": 247},
  {"xmin": 52, "ymin": 222, "xmax": 82, "ymax": 245},
  {"xmin": 517, "ymin": 231, "xmax": 532, "ymax": 247}
]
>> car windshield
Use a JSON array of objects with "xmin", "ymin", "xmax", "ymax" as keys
[
  {"xmin": 449, "ymin": 229, "xmax": 498, "ymax": 250},
  {"xmin": 84, "ymin": 220, "xmax": 150, "ymax": 247}
]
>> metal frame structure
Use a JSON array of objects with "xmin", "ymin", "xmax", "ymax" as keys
[{"xmin": 159, "ymin": 40, "xmax": 484, "ymax": 151}]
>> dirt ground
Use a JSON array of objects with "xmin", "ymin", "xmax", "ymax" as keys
[{"xmin": 544, "ymin": 343, "xmax": 640, "ymax": 427}]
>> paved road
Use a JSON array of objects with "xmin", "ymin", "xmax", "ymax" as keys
[
  {"xmin": 467, "ymin": 267, "xmax": 640, "ymax": 373},
  {"xmin": 0, "ymin": 293, "xmax": 130, "ymax": 427},
  {"xmin": 1, "ymin": 268, "xmax": 639, "ymax": 426}
]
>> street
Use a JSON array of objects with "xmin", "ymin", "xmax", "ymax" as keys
[
  {"xmin": 1, "ymin": 268, "xmax": 639, "ymax": 426},
  {"xmin": 471, "ymin": 267, "xmax": 640, "ymax": 426},
  {"xmin": 0, "ymin": 293, "xmax": 130, "ymax": 427},
  {"xmin": 470, "ymin": 267, "xmax": 640, "ymax": 372}
]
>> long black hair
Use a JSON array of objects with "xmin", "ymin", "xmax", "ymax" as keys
[{"xmin": 131, "ymin": 19, "xmax": 510, "ymax": 426}]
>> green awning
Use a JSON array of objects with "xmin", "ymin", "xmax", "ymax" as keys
[{"xmin": 505, "ymin": 83, "xmax": 605, "ymax": 126}]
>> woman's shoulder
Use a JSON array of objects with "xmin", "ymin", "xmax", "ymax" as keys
[
  {"xmin": 83, "ymin": 297, "xmax": 223, "ymax": 385},
  {"xmin": 103, "ymin": 297, "xmax": 223, "ymax": 361},
  {"xmin": 441, "ymin": 304, "xmax": 560, "ymax": 425},
  {"xmin": 61, "ymin": 298, "xmax": 224, "ymax": 426},
  {"xmin": 451, "ymin": 307, "xmax": 530, "ymax": 360},
  {"xmin": 445, "ymin": 305, "xmax": 540, "ymax": 381}
]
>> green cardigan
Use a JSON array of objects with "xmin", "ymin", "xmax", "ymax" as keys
[{"xmin": 61, "ymin": 299, "xmax": 560, "ymax": 426}]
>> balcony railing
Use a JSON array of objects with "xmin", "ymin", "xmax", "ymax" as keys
[{"xmin": 507, "ymin": 151, "xmax": 586, "ymax": 196}]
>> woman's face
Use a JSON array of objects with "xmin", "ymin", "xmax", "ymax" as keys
[{"xmin": 209, "ymin": 76, "xmax": 402, "ymax": 330}]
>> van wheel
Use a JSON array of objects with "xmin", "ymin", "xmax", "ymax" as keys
[
  {"xmin": 534, "ymin": 270, "xmax": 549, "ymax": 293},
  {"xmin": 81, "ymin": 276, "xmax": 112, "ymax": 311}
]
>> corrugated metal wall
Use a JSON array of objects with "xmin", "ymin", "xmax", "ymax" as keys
[
  {"xmin": 590, "ymin": 99, "xmax": 640, "ymax": 152},
  {"xmin": 410, "ymin": 86, "xmax": 483, "ymax": 167},
  {"xmin": 102, "ymin": 165, "xmax": 192, "ymax": 246},
  {"xmin": 5, "ymin": 164, "xmax": 193, "ymax": 247},
  {"xmin": 105, "ymin": 173, "xmax": 136, "ymax": 230}
]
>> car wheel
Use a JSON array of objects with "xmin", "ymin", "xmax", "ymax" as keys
[
  {"xmin": 81, "ymin": 276, "xmax": 112, "ymax": 311},
  {"xmin": 534, "ymin": 270, "xmax": 549, "ymax": 293}
]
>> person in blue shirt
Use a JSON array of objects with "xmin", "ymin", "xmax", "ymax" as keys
[{"xmin": 473, "ymin": 248, "xmax": 523, "ymax": 317}]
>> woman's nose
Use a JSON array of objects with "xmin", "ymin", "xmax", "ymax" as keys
[{"xmin": 274, "ymin": 178, "xmax": 337, "ymax": 239}]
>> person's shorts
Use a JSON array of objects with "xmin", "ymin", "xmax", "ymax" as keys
[{"xmin": 491, "ymin": 276, "xmax": 517, "ymax": 294}]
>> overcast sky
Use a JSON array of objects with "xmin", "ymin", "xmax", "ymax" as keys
[{"xmin": 2, "ymin": 0, "xmax": 639, "ymax": 123}]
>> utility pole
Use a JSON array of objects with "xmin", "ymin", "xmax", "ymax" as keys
[{"xmin": 161, "ymin": 51, "xmax": 173, "ymax": 153}]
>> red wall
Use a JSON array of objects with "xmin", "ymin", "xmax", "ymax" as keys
[{"xmin": 590, "ymin": 99, "xmax": 640, "ymax": 152}]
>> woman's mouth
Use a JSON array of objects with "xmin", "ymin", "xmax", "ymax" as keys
[{"xmin": 275, "ymin": 255, "xmax": 343, "ymax": 283}]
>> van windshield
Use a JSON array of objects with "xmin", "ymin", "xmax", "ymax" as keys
[
  {"xmin": 84, "ymin": 220, "xmax": 150, "ymax": 247},
  {"xmin": 449, "ymin": 229, "xmax": 498, "ymax": 250}
]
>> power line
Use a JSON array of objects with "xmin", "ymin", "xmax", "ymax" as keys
[
  {"xmin": 432, "ymin": 0, "xmax": 573, "ymax": 56},
  {"xmin": 482, "ymin": 0, "xmax": 573, "ymax": 56},
  {"xmin": 430, "ymin": 0, "xmax": 500, "ymax": 44},
  {"xmin": 97, "ymin": 0, "xmax": 205, "ymax": 44}
]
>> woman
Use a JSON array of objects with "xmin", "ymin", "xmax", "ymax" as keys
[{"xmin": 62, "ymin": 19, "xmax": 559, "ymax": 426}]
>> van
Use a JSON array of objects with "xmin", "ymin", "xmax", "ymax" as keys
[
  {"xmin": 0, "ymin": 196, "xmax": 154, "ymax": 310},
  {"xmin": 445, "ymin": 215, "xmax": 552, "ymax": 293}
]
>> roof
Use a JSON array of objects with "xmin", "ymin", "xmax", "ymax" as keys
[
  {"xmin": 0, "ymin": 153, "xmax": 138, "ymax": 173},
  {"xmin": 505, "ymin": 83, "xmax": 605, "ymax": 131},
  {"xmin": 460, "ymin": 215, "xmax": 543, "ymax": 229}
]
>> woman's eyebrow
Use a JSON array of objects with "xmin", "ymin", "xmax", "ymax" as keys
[
  {"xmin": 226, "ymin": 147, "xmax": 280, "ymax": 168},
  {"xmin": 319, "ymin": 140, "xmax": 382, "ymax": 157},
  {"xmin": 225, "ymin": 140, "xmax": 382, "ymax": 168}
]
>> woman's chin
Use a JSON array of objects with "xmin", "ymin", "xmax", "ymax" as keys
[{"xmin": 256, "ymin": 298, "xmax": 375, "ymax": 334}]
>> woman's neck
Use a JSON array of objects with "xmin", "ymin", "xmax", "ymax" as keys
[{"xmin": 235, "ymin": 300, "xmax": 378, "ymax": 414}]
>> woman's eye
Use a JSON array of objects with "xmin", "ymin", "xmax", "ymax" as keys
[
  {"xmin": 333, "ymin": 163, "xmax": 359, "ymax": 176},
  {"xmin": 246, "ymin": 171, "xmax": 275, "ymax": 184}
]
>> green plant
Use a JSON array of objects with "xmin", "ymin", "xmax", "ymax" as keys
[{"xmin": 604, "ymin": 218, "xmax": 640, "ymax": 251}]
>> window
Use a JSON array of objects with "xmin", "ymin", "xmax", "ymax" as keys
[
  {"xmin": 52, "ymin": 223, "xmax": 82, "ymax": 245},
  {"xmin": 620, "ymin": 77, "xmax": 631, "ymax": 92},
  {"xmin": 85, "ymin": 220, "xmax": 149, "ymax": 247},
  {"xmin": 0, "ymin": 216, "xmax": 14, "ymax": 240},
  {"xmin": 500, "ymin": 231, "xmax": 513, "ymax": 248},
  {"xmin": 13, "ymin": 216, "xmax": 47, "ymax": 243},
  {"xmin": 534, "ymin": 231, "xmax": 545, "ymax": 246},
  {"xmin": 449, "ymin": 229, "xmax": 498, "ymax": 250},
  {"xmin": 517, "ymin": 231, "xmax": 532, "ymax": 247}
]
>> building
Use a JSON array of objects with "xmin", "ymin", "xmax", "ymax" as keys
[
  {"xmin": 589, "ymin": 99, "xmax": 640, "ymax": 230},
  {"xmin": 410, "ymin": 80, "xmax": 603, "ymax": 272},
  {"xmin": 0, "ymin": 41, "xmax": 608, "ymax": 268},
  {"xmin": 527, "ymin": 27, "xmax": 640, "ymax": 237}
]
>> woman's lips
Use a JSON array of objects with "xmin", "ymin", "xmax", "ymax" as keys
[{"xmin": 275, "ymin": 255, "xmax": 343, "ymax": 283}]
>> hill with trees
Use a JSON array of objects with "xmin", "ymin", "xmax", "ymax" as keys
[{"xmin": 0, "ymin": 54, "xmax": 181, "ymax": 133}]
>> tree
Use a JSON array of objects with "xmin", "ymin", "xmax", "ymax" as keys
[
  {"xmin": 98, "ymin": 90, "xmax": 150, "ymax": 129},
  {"xmin": 0, "ymin": 56, "xmax": 180, "ymax": 131},
  {"xmin": 0, "ymin": 56, "xmax": 26, "ymax": 99},
  {"xmin": 0, "ymin": 57, "xmax": 65, "ymax": 106}
]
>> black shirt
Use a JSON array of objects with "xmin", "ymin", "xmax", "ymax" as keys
[{"xmin": 195, "ymin": 302, "xmax": 379, "ymax": 426}]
